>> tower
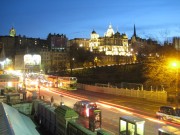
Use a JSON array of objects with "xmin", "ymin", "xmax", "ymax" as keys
[
  {"xmin": 131, "ymin": 24, "xmax": 137, "ymax": 43},
  {"xmin": 9, "ymin": 27, "xmax": 16, "ymax": 37},
  {"xmin": 133, "ymin": 24, "xmax": 136, "ymax": 38}
]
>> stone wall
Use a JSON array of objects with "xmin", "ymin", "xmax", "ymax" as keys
[{"xmin": 77, "ymin": 83, "xmax": 167, "ymax": 103}]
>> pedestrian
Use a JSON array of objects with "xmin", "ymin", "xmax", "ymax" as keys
[{"xmin": 51, "ymin": 96, "xmax": 54, "ymax": 106}]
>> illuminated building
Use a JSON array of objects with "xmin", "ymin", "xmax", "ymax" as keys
[
  {"xmin": 9, "ymin": 27, "xmax": 16, "ymax": 37},
  {"xmin": 89, "ymin": 24, "xmax": 130, "ymax": 56},
  {"xmin": 69, "ymin": 38, "xmax": 89, "ymax": 50},
  {"xmin": 14, "ymin": 54, "xmax": 41, "ymax": 72},
  {"xmin": 89, "ymin": 30, "xmax": 99, "ymax": 52},
  {"xmin": 14, "ymin": 49, "xmax": 67, "ymax": 73}
]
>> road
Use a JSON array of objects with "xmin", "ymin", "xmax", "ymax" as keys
[{"xmin": 31, "ymin": 87, "xmax": 180, "ymax": 135}]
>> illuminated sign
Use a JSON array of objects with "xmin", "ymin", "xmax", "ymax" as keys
[{"xmin": 24, "ymin": 54, "xmax": 41, "ymax": 68}]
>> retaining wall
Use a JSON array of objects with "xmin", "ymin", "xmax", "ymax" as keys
[{"xmin": 77, "ymin": 83, "xmax": 167, "ymax": 103}]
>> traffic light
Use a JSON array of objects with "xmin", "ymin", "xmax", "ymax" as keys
[{"xmin": 89, "ymin": 108, "xmax": 101, "ymax": 132}]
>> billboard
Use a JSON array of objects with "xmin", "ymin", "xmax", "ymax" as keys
[{"xmin": 24, "ymin": 54, "xmax": 41, "ymax": 68}]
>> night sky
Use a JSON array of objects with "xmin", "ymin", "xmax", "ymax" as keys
[{"xmin": 1, "ymin": 0, "xmax": 180, "ymax": 43}]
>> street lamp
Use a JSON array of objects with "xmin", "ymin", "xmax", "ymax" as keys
[
  {"xmin": 60, "ymin": 94, "xmax": 64, "ymax": 106},
  {"xmin": 70, "ymin": 58, "xmax": 75, "ymax": 76},
  {"xmin": 171, "ymin": 61, "xmax": 179, "ymax": 108}
]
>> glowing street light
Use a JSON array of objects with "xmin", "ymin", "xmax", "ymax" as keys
[
  {"xmin": 170, "ymin": 61, "xmax": 179, "ymax": 108},
  {"xmin": 70, "ymin": 58, "xmax": 75, "ymax": 76},
  {"xmin": 172, "ymin": 62, "xmax": 178, "ymax": 67}
]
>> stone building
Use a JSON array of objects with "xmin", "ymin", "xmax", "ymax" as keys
[
  {"xmin": 39, "ymin": 49, "xmax": 67, "ymax": 73},
  {"xmin": 47, "ymin": 34, "xmax": 68, "ymax": 52},
  {"xmin": 173, "ymin": 37, "xmax": 180, "ymax": 51},
  {"xmin": 69, "ymin": 38, "xmax": 89, "ymax": 51},
  {"xmin": 89, "ymin": 24, "xmax": 130, "ymax": 56}
]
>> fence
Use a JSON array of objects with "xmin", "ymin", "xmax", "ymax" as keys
[{"xmin": 77, "ymin": 83, "xmax": 167, "ymax": 104}]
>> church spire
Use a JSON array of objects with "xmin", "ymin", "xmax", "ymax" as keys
[{"xmin": 133, "ymin": 24, "xmax": 136, "ymax": 37}]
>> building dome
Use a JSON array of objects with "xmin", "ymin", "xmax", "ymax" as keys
[
  {"xmin": 104, "ymin": 24, "xmax": 114, "ymax": 37},
  {"xmin": 122, "ymin": 33, "xmax": 128, "ymax": 39},
  {"xmin": 92, "ymin": 30, "xmax": 96, "ymax": 34},
  {"xmin": 90, "ymin": 29, "xmax": 99, "ymax": 39},
  {"xmin": 114, "ymin": 31, "xmax": 120, "ymax": 37}
]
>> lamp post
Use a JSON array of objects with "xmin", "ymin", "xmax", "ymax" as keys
[
  {"xmin": 171, "ymin": 62, "xmax": 179, "ymax": 108},
  {"xmin": 70, "ymin": 58, "xmax": 75, "ymax": 76},
  {"xmin": 60, "ymin": 94, "xmax": 64, "ymax": 106}
]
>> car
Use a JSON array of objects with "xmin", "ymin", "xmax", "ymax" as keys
[
  {"xmin": 156, "ymin": 106, "xmax": 180, "ymax": 123},
  {"xmin": 73, "ymin": 100, "xmax": 97, "ymax": 117}
]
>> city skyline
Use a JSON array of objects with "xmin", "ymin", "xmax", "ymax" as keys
[{"xmin": 1, "ymin": 0, "xmax": 180, "ymax": 43}]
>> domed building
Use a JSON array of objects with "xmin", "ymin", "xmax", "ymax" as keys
[
  {"xmin": 104, "ymin": 24, "xmax": 114, "ymax": 37},
  {"xmin": 89, "ymin": 30, "xmax": 100, "ymax": 51},
  {"xmin": 89, "ymin": 24, "xmax": 130, "ymax": 56}
]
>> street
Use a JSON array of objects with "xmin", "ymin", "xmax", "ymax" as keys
[{"xmin": 31, "ymin": 87, "xmax": 180, "ymax": 135}]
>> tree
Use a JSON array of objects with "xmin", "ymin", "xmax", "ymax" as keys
[
  {"xmin": 142, "ymin": 58, "xmax": 178, "ymax": 91},
  {"xmin": 69, "ymin": 43, "xmax": 95, "ymax": 67},
  {"xmin": 158, "ymin": 44, "xmax": 177, "ymax": 58}
]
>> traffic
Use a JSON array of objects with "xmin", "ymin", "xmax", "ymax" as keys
[
  {"xmin": 156, "ymin": 106, "xmax": 180, "ymax": 124},
  {"xmin": 18, "ymin": 73, "xmax": 77, "ymax": 91},
  {"xmin": 73, "ymin": 100, "xmax": 98, "ymax": 117},
  {"xmin": 5, "ymin": 71, "xmax": 180, "ymax": 135}
]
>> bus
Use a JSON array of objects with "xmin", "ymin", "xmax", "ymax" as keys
[
  {"xmin": 58, "ymin": 77, "xmax": 77, "ymax": 90},
  {"xmin": 156, "ymin": 106, "xmax": 180, "ymax": 124}
]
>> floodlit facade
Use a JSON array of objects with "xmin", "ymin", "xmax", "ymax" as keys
[
  {"xmin": 14, "ymin": 54, "xmax": 41, "ymax": 72},
  {"xmin": 89, "ymin": 24, "xmax": 130, "ymax": 56}
]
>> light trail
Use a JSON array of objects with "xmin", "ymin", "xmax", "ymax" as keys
[
  {"xmin": 98, "ymin": 100, "xmax": 135, "ymax": 110},
  {"xmin": 97, "ymin": 100, "xmax": 180, "ymax": 127},
  {"xmin": 97, "ymin": 102, "xmax": 112, "ymax": 108},
  {"xmin": 114, "ymin": 108, "xmax": 133, "ymax": 115},
  {"xmin": 42, "ymin": 88, "xmax": 180, "ymax": 128},
  {"xmin": 146, "ymin": 117, "xmax": 165, "ymax": 124},
  {"xmin": 45, "ymin": 88, "xmax": 89, "ymax": 101}
]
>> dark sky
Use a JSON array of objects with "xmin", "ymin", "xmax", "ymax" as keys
[{"xmin": 1, "ymin": 0, "xmax": 180, "ymax": 43}]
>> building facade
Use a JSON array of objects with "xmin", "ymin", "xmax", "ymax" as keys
[
  {"xmin": 48, "ymin": 34, "xmax": 68, "ymax": 52},
  {"xmin": 89, "ymin": 24, "xmax": 130, "ymax": 56},
  {"xmin": 69, "ymin": 38, "xmax": 89, "ymax": 51},
  {"xmin": 39, "ymin": 49, "xmax": 68, "ymax": 73},
  {"xmin": 173, "ymin": 37, "xmax": 180, "ymax": 51}
]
